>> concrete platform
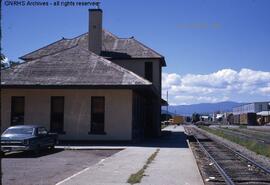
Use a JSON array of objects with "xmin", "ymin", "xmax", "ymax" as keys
[
  {"xmin": 140, "ymin": 126, "xmax": 204, "ymax": 185},
  {"xmin": 55, "ymin": 146, "xmax": 127, "ymax": 150},
  {"xmin": 56, "ymin": 147, "xmax": 156, "ymax": 185},
  {"xmin": 56, "ymin": 125, "xmax": 203, "ymax": 185}
]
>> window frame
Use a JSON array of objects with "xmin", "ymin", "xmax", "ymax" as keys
[
  {"xmin": 50, "ymin": 96, "xmax": 65, "ymax": 134},
  {"xmin": 10, "ymin": 96, "xmax": 25, "ymax": 126},
  {"xmin": 145, "ymin": 62, "xmax": 153, "ymax": 82},
  {"xmin": 89, "ymin": 96, "xmax": 106, "ymax": 135}
]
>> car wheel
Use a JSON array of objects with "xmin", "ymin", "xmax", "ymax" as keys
[
  {"xmin": 0, "ymin": 151, "xmax": 5, "ymax": 157},
  {"xmin": 34, "ymin": 145, "xmax": 41, "ymax": 155},
  {"xmin": 55, "ymin": 139, "xmax": 59, "ymax": 145},
  {"xmin": 50, "ymin": 145, "xmax": 55, "ymax": 150}
]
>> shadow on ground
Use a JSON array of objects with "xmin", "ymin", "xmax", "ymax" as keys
[
  {"xmin": 59, "ymin": 129, "xmax": 188, "ymax": 149},
  {"xmin": 141, "ymin": 130, "xmax": 188, "ymax": 148},
  {"xmin": 2, "ymin": 148, "xmax": 64, "ymax": 158}
]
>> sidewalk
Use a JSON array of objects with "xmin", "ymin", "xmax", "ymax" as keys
[
  {"xmin": 56, "ymin": 125, "xmax": 203, "ymax": 185},
  {"xmin": 140, "ymin": 126, "xmax": 203, "ymax": 185},
  {"xmin": 56, "ymin": 147, "xmax": 156, "ymax": 185}
]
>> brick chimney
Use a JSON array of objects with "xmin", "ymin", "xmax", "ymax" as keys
[{"xmin": 88, "ymin": 9, "xmax": 102, "ymax": 55}]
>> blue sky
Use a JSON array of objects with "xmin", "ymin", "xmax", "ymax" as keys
[{"xmin": 2, "ymin": 0, "xmax": 270, "ymax": 104}]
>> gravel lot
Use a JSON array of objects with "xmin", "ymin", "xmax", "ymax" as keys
[{"xmin": 2, "ymin": 149, "xmax": 120, "ymax": 185}]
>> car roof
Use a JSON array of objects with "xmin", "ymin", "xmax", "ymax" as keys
[{"xmin": 7, "ymin": 125, "xmax": 44, "ymax": 129}]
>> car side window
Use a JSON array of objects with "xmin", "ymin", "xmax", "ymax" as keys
[{"xmin": 37, "ymin": 127, "xmax": 48, "ymax": 135}]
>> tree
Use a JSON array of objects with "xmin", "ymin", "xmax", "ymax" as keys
[
  {"xmin": 1, "ymin": 53, "xmax": 9, "ymax": 69},
  {"xmin": 1, "ymin": 54, "xmax": 21, "ymax": 69},
  {"xmin": 192, "ymin": 113, "xmax": 200, "ymax": 123},
  {"xmin": 0, "ymin": 53, "xmax": 5, "ymax": 61},
  {"xmin": 161, "ymin": 113, "xmax": 172, "ymax": 121},
  {"xmin": 186, "ymin": 116, "xmax": 191, "ymax": 122}
]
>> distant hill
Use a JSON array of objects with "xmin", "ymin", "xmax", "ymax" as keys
[
  {"xmin": 161, "ymin": 110, "xmax": 177, "ymax": 116},
  {"xmin": 162, "ymin": 101, "xmax": 245, "ymax": 116}
]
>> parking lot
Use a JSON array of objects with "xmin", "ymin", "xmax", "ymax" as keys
[{"xmin": 2, "ymin": 149, "xmax": 120, "ymax": 185}]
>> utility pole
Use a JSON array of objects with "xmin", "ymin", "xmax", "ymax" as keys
[
  {"xmin": 268, "ymin": 102, "xmax": 270, "ymax": 123},
  {"xmin": 166, "ymin": 90, "xmax": 169, "ymax": 121}
]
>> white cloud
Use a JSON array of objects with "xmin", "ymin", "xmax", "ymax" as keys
[
  {"xmin": 162, "ymin": 73, "xmax": 181, "ymax": 89},
  {"xmin": 162, "ymin": 68, "xmax": 270, "ymax": 105},
  {"xmin": 259, "ymin": 86, "xmax": 270, "ymax": 95}
]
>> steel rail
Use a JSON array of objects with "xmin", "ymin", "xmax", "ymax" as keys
[
  {"xmin": 197, "ymin": 127, "xmax": 270, "ymax": 174},
  {"xmin": 219, "ymin": 140, "xmax": 270, "ymax": 174},
  {"xmin": 193, "ymin": 135, "xmax": 235, "ymax": 185},
  {"xmin": 191, "ymin": 127, "xmax": 270, "ymax": 185}
]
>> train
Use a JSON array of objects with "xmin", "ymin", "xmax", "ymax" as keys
[{"xmin": 169, "ymin": 116, "xmax": 185, "ymax": 125}]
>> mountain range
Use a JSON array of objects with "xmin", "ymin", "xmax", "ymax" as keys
[{"xmin": 162, "ymin": 101, "xmax": 245, "ymax": 116}]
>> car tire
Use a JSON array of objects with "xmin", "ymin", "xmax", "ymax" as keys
[
  {"xmin": 50, "ymin": 145, "xmax": 55, "ymax": 150},
  {"xmin": 55, "ymin": 139, "xmax": 59, "ymax": 145},
  {"xmin": 34, "ymin": 145, "xmax": 40, "ymax": 155},
  {"xmin": 0, "ymin": 151, "xmax": 5, "ymax": 157}
]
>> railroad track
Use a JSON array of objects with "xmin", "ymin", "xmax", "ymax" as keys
[
  {"xmin": 213, "ymin": 127, "xmax": 270, "ymax": 145},
  {"xmin": 185, "ymin": 126, "xmax": 270, "ymax": 185}
]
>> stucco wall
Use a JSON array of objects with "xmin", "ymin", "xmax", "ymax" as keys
[
  {"xmin": 1, "ymin": 89, "xmax": 133, "ymax": 140},
  {"xmin": 112, "ymin": 59, "xmax": 161, "ymax": 94}
]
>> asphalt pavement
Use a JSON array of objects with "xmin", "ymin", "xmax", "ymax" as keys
[{"xmin": 2, "ymin": 149, "xmax": 119, "ymax": 185}]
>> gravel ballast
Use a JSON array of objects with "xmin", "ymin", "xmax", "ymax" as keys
[{"xmin": 194, "ymin": 126, "xmax": 270, "ymax": 170}]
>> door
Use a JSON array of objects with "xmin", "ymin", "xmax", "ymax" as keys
[
  {"xmin": 11, "ymin": 97, "xmax": 25, "ymax": 126},
  {"xmin": 91, "ymin": 97, "xmax": 105, "ymax": 134},
  {"xmin": 50, "ymin": 97, "xmax": 64, "ymax": 133}
]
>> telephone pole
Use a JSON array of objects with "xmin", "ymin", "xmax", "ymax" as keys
[{"xmin": 166, "ymin": 90, "xmax": 169, "ymax": 120}]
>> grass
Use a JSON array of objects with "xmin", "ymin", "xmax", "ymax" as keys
[
  {"xmin": 235, "ymin": 128, "xmax": 270, "ymax": 138},
  {"xmin": 127, "ymin": 149, "xmax": 160, "ymax": 184},
  {"xmin": 239, "ymin": 125, "xmax": 247, "ymax": 129},
  {"xmin": 200, "ymin": 126, "xmax": 270, "ymax": 158}
]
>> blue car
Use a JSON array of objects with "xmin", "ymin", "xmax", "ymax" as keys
[{"xmin": 1, "ymin": 125, "xmax": 58, "ymax": 154}]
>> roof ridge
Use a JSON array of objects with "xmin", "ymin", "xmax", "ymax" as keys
[
  {"xmin": 20, "ymin": 29, "xmax": 114, "ymax": 60},
  {"xmin": 64, "ymin": 32, "xmax": 88, "ymax": 40},
  {"xmin": 64, "ymin": 29, "xmax": 118, "ymax": 40},
  {"xmin": 25, "ymin": 44, "xmax": 79, "ymax": 61},
  {"xmin": 117, "ymin": 37, "xmax": 133, "ymax": 40},
  {"xmin": 103, "ymin": 29, "xmax": 119, "ymax": 39},
  {"xmin": 132, "ymin": 38, "xmax": 164, "ymax": 58},
  {"xmin": 20, "ymin": 38, "xmax": 67, "ymax": 60},
  {"xmin": 2, "ymin": 44, "xmax": 79, "ymax": 71}
]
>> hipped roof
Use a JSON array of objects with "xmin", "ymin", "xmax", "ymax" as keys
[
  {"xmin": 20, "ymin": 30, "xmax": 166, "ymax": 66},
  {"xmin": 1, "ymin": 45, "xmax": 151, "ymax": 86}
]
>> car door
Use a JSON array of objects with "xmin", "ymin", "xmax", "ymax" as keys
[{"xmin": 37, "ymin": 127, "xmax": 53, "ymax": 148}]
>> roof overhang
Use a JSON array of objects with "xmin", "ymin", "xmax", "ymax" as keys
[
  {"xmin": 161, "ymin": 98, "xmax": 168, "ymax": 106},
  {"xmin": 0, "ymin": 84, "xmax": 152, "ymax": 90},
  {"xmin": 160, "ymin": 57, "xmax": 166, "ymax": 67},
  {"xmin": 109, "ymin": 57, "xmax": 166, "ymax": 67},
  {"xmin": 1, "ymin": 84, "xmax": 160, "ymax": 99}
]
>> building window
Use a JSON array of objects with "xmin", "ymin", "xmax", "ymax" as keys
[
  {"xmin": 145, "ymin": 62, "xmax": 153, "ymax": 82},
  {"xmin": 50, "ymin": 97, "xmax": 65, "ymax": 134},
  {"xmin": 90, "ymin": 97, "xmax": 105, "ymax": 134},
  {"xmin": 11, "ymin": 97, "xmax": 25, "ymax": 126},
  {"xmin": 259, "ymin": 104, "xmax": 263, "ymax": 111}
]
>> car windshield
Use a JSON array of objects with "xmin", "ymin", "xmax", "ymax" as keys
[{"xmin": 3, "ymin": 127, "xmax": 34, "ymax": 135}]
